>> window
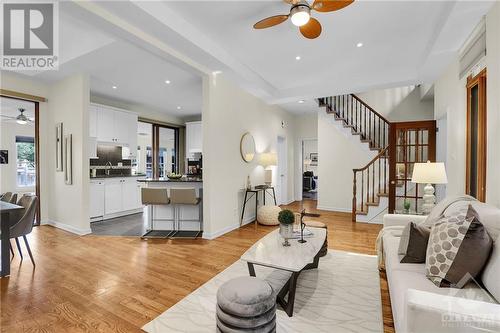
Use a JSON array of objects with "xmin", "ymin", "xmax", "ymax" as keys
[{"xmin": 16, "ymin": 136, "xmax": 36, "ymax": 187}]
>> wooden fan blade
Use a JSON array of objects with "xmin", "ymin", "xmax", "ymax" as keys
[
  {"xmin": 312, "ymin": 0, "xmax": 354, "ymax": 12},
  {"xmin": 299, "ymin": 18, "xmax": 322, "ymax": 39},
  {"xmin": 253, "ymin": 15, "xmax": 289, "ymax": 29}
]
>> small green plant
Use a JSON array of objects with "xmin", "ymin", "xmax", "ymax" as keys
[
  {"xmin": 404, "ymin": 199, "xmax": 411, "ymax": 211},
  {"xmin": 278, "ymin": 209, "xmax": 295, "ymax": 225}
]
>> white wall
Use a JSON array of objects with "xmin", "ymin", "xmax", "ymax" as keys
[
  {"xmin": 0, "ymin": 121, "xmax": 36, "ymax": 195},
  {"xmin": 485, "ymin": 3, "xmax": 500, "ymax": 207},
  {"xmin": 202, "ymin": 74, "xmax": 296, "ymax": 239},
  {"xmin": 317, "ymin": 110, "xmax": 374, "ymax": 212},
  {"xmin": 47, "ymin": 74, "xmax": 91, "ymax": 234},
  {"xmin": 1, "ymin": 72, "xmax": 91, "ymax": 234},
  {"xmin": 358, "ymin": 85, "xmax": 434, "ymax": 121},
  {"xmin": 434, "ymin": 2, "xmax": 500, "ymax": 207}
]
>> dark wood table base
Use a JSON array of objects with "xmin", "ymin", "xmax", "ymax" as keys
[{"xmin": 247, "ymin": 250, "xmax": 321, "ymax": 317}]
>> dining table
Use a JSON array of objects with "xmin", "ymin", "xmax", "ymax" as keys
[{"xmin": 1, "ymin": 201, "xmax": 24, "ymax": 277}]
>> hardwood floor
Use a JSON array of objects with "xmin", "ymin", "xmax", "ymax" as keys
[{"xmin": 1, "ymin": 200, "xmax": 394, "ymax": 332}]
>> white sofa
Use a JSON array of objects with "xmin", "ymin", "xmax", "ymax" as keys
[{"xmin": 382, "ymin": 200, "xmax": 500, "ymax": 333}]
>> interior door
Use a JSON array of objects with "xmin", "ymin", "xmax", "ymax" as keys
[
  {"xmin": 276, "ymin": 136, "xmax": 287, "ymax": 205},
  {"xmin": 388, "ymin": 121, "xmax": 436, "ymax": 214}
]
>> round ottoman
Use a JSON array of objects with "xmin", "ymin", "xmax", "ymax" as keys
[
  {"xmin": 216, "ymin": 276, "xmax": 276, "ymax": 333},
  {"xmin": 304, "ymin": 220, "xmax": 328, "ymax": 257},
  {"xmin": 257, "ymin": 206, "xmax": 281, "ymax": 226}
]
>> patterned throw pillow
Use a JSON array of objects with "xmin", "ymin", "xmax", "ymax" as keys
[{"xmin": 425, "ymin": 205, "xmax": 493, "ymax": 288}]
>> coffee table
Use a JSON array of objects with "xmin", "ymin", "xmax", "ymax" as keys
[{"xmin": 240, "ymin": 227, "xmax": 326, "ymax": 317}]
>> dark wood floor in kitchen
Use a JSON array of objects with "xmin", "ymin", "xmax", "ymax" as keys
[{"xmin": 1, "ymin": 200, "xmax": 394, "ymax": 333}]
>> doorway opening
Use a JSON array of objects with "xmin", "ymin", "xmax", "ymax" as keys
[
  {"xmin": 466, "ymin": 69, "xmax": 487, "ymax": 202},
  {"xmin": 276, "ymin": 136, "xmax": 287, "ymax": 205},
  {"xmin": 0, "ymin": 96, "xmax": 40, "ymax": 224},
  {"xmin": 302, "ymin": 139, "xmax": 318, "ymax": 200}
]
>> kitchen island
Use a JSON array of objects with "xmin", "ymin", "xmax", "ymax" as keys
[{"xmin": 138, "ymin": 178, "xmax": 203, "ymax": 236}]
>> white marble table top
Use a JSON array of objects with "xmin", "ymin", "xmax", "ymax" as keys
[{"xmin": 241, "ymin": 227, "xmax": 326, "ymax": 272}]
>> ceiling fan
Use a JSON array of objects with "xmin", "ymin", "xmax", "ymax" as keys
[
  {"xmin": 253, "ymin": 0, "xmax": 354, "ymax": 39},
  {"xmin": 0, "ymin": 108, "xmax": 34, "ymax": 125}
]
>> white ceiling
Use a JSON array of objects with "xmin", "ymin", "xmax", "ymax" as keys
[{"xmin": 7, "ymin": 1, "xmax": 495, "ymax": 115}]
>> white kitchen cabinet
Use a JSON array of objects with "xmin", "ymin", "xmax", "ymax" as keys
[
  {"xmin": 104, "ymin": 179, "xmax": 123, "ymax": 215},
  {"xmin": 186, "ymin": 121, "xmax": 202, "ymax": 158},
  {"xmin": 122, "ymin": 179, "xmax": 139, "ymax": 210},
  {"xmin": 91, "ymin": 104, "xmax": 138, "ymax": 148},
  {"xmin": 89, "ymin": 137, "xmax": 98, "ymax": 159},
  {"xmin": 89, "ymin": 180, "xmax": 105, "ymax": 218},
  {"xmin": 97, "ymin": 106, "xmax": 115, "ymax": 143},
  {"xmin": 89, "ymin": 104, "xmax": 98, "ymax": 138}
]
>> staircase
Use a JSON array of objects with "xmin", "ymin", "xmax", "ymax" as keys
[{"xmin": 318, "ymin": 94, "xmax": 390, "ymax": 223}]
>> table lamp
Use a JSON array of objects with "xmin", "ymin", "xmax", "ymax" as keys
[
  {"xmin": 411, "ymin": 161, "xmax": 448, "ymax": 214},
  {"xmin": 304, "ymin": 158, "xmax": 312, "ymax": 172},
  {"xmin": 260, "ymin": 152, "xmax": 277, "ymax": 186}
]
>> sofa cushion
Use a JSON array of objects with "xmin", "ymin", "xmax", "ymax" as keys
[
  {"xmin": 482, "ymin": 234, "xmax": 500, "ymax": 302},
  {"xmin": 426, "ymin": 205, "xmax": 493, "ymax": 288},
  {"xmin": 383, "ymin": 233, "xmax": 425, "ymax": 274},
  {"xmin": 398, "ymin": 222, "xmax": 431, "ymax": 263},
  {"xmin": 387, "ymin": 270, "xmax": 496, "ymax": 333}
]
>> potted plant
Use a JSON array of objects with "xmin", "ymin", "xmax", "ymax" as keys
[
  {"xmin": 403, "ymin": 199, "xmax": 411, "ymax": 214},
  {"xmin": 278, "ymin": 209, "xmax": 295, "ymax": 247}
]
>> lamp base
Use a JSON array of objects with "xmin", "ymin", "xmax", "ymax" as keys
[{"xmin": 422, "ymin": 183, "xmax": 435, "ymax": 215}]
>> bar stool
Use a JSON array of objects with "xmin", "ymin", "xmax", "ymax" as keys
[
  {"xmin": 169, "ymin": 188, "xmax": 202, "ymax": 239},
  {"xmin": 141, "ymin": 188, "xmax": 172, "ymax": 239}
]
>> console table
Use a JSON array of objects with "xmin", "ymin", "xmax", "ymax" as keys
[{"xmin": 240, "ymin": 185, "xmax": 277, "ymax": 225}]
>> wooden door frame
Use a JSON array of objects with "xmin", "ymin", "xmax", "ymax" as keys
[
  {"xmin": 466, "ymin": 68, "xmax": 487, "ymax": 202},
  {"xmin": 0, "ymin": 94, "xmax": 41, "ymax": 225},
  {"xmin": 388, "ymin": 120, "xmax": 437, "ymax": 213}
]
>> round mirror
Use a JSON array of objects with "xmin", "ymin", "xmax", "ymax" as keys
[{"xmin": 240, "ymin": 132, "xmax": 256, "ymax": 163}]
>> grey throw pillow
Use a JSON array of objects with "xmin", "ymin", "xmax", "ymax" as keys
[
  {"xmin": 425, "ymin": 205, "xmax": 493, "ymax": 288},
  {"xmin": 398, "ymin": 222, "xmax": 431, "ymax": 263}
]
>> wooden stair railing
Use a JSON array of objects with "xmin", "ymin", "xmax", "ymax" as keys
[
  {"xmin": 319, "ymin": 94, "xmax": 391, "ymax": 222},
  {"xmin": 352, "ymin": 147, "xmax": 389, "ymax": 221}
]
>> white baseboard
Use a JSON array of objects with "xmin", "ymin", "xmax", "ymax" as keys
[
  {"xmin": 316, "ymin": 205, "xmax": 351, "ymax": 213},
  {"xmin": 41, "ymin": 219, "xmax": 92, "ymax": 236},
  {"xmin": 202, "ymin": 215, "xmax": 255, "ymax": 240},
  {"xmin": 280, "ymin": 199, "xmax": 295, "ymax": 205}
]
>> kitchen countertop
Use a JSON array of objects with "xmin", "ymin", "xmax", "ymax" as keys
[
  {"xmin": 90, "ymin": 174, "xmax": 147, "ymax": 179},
  {"xmin": 138, "ymin": 177, "xmax": 202, "ymax": 183}
]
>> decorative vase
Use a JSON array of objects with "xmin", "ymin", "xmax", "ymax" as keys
[
  {"xmin": 403, "ymin": 200, "xmax": 411, "ymax": 214},
  {"xmin": 280, "ymin": 223, "xmax": 293, "ymax": 247}
]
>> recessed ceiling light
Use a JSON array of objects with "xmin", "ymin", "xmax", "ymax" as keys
[
  {"xmin": 295, "ymin": 56, "xmax": 301, "ymax": 60},
  {"xmin": 298, "ymin": 100, "xmax": 305, "ymax": 104},
  {"xmin": 112, "ymin": 86, "xmax": 117, "ymax": 89},
  {"xmin": 177, "ymin": 106, "xmax": 181, "ymax": 110},
  {"xmin": 165, "ymin": 80, "xmax": 171, "ymax": 84},
  {"xmin": 356, "ymin": 42, "xmax": 363, "ymax": 48}
]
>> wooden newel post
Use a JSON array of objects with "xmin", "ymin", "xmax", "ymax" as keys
[{"xmin": 352, "ymin": 171, "xmax": 357, "ymax": 223}]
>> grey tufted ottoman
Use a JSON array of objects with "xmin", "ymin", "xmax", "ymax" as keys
[{"xmin": 216, "ymin": 276, "xmax": 276, "ymax": 333}]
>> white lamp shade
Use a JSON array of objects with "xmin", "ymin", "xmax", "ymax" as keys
[
  {"xmin": 260, "ymin": 152, "xmax": 277, "ymax": 167},
  {"xmin": 411, "ymin": 161, "xmax": 448, "ymax": 184}
]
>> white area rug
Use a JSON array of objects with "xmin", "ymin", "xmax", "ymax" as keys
[{"xmin": 142, "ymin": 250, "xmax": 383, "ymax": 333}]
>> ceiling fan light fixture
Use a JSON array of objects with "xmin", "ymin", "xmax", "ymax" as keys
[
  {"xmin": 16, "ymin": 119, "xmax": 27, "ymax": 125},
  {"xmin": 290, "ymin": 5, "xmax": 310, "ymax": 27}
]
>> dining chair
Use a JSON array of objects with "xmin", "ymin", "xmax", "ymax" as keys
[
  {"xmin": 10, "ymin": 195, "xmax": 37, "ymax": 266},
  {"xmin": 1, "ymin": 192, "xmax": 13, "ymax": 202},
  {"xmin": 9, "ymin": 193, "xmax": 18, "ymax": 204}
]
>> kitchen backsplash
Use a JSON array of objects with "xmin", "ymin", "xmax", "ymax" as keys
[
  {"xmin": 90, "ymin": 145, "xmax": 133, "ymax": 177},
  {"xmin": 90, "ymin": 146, "xmax": 132, "ymax": 166}
]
